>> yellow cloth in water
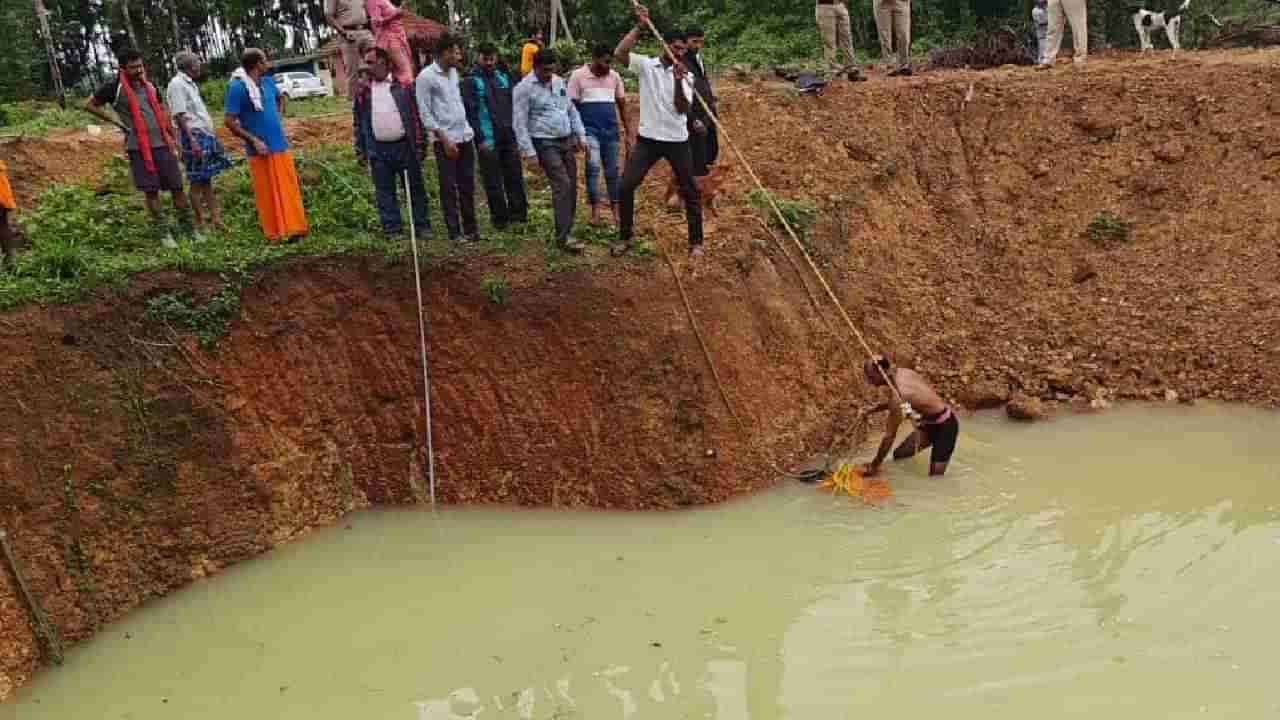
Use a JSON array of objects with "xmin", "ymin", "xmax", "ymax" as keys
[{"xmin": 819, "ymin": 463, "xmax": 894, "ymax": 503}]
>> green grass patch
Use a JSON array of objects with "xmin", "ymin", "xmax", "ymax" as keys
[
  {"xmin": 0, "ymin": 99, "xmax": 90, "ymax": 136},
  {"xmin": 0, "ymin": 142, "xmax": 660, "ymax": 310},
  {"xmin": 144, "ymin": 282, "xmax": 243, "ymax": 350},
  {"xmin": 1085, "ymin": 210, "xmax": 1133, "ymax": 248},
  {"xmin": 746, "ymin": 188, "xmax": 818, "ymax": 240},
  {"xmin": 480, "ymin": 275, "xmax": 507, "ymax": 304}
]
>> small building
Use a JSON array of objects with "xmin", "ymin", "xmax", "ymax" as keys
[{"xmin": 319, "ymin": 12, "xmax": 448, "ymax": 97}]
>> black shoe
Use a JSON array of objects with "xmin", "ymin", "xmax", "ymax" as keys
[
  {"xmin": 493, "ymin": 221, "xmax": 509, "ymax": 231},
  {"xmin": 888, "ymin": 65, "xmax": 913, "ymax": 77},
  {"xmin": 464, "ymin": 232, "xmax": 484, "ymax": 244}
]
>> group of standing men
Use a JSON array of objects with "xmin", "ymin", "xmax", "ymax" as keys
[
  {"xmin": 82, "ymin": 47, "xmax": 309, "ymax": 243},
  {"xmin": 339, "ymin": 1, "xmax": 717, "ymax": 256}
]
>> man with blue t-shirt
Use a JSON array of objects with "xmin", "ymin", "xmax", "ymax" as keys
[
  {"xmin": 462, "ymin": 43, "xmax": 527, "ymax": 229},
  {"xmin": 223, "ymin": 48, "xmax": 308, "ymax": 242},
  {"xmin": 567, "ymin": 44, "xmax": 630, "ymax": 226}
]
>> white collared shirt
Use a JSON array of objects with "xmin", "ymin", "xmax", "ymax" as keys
[
  {"xmin": 165, "ymin": 72, "xmax": 214, "ymax": 134},
  {"xmin": 628, "ymin": 53, "xmax": 692, "ymax": 143},
  {"xmin": 370, "ymin": 81, "xmax": 406, "ymax": 142},
  {"xmin": 415, "ymin": 62, "xmax": 475, "ymax": 144}
]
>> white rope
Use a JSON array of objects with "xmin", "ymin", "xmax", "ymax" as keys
[{"xmin": 404, "ymin": 170, "xmax": 437, "ymax": 510}]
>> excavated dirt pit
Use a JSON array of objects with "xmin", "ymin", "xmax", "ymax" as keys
[{"xmin": 3, "ymin": 48, "xmax": 1280, "ymax": 702}]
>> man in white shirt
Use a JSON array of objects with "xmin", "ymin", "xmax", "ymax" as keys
[
  {"xmin": 167, "ymin": 50, "xmax": 232, "ymax": 231},
  {"xmin": 355, "ymin": 48, "xmax": 430, "ymax": 237},
  {"xmin": 611, "ymin": 5, "xmax": 703, "ymax": 258},
  {"xmin": 416, "ymin": 32, "xmax": 481, "ymax": 244}
]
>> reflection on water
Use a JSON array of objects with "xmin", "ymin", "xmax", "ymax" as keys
[{"xmin": 4, "ymin": 404, "xmax": 1279, "ymax": 719}]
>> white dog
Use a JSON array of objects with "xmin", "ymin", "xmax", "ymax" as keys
[{"xmin": 1129, "ymin": 0, "xmax": 1191, "ymax": 52}]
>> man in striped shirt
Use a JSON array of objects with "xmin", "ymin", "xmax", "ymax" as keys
[{"xmin": 567, "ymin": 44, "xmax": 630, "ymax": 225}]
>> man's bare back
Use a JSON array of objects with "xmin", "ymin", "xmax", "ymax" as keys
[{"xmin": 893, "ymin": 368, "xmax": 947, "ymax": 418}]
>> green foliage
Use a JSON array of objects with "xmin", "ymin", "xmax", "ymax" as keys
[
  {"xmin": 0, "ymin": 145, "xmax": 388, "ymax": 308},
  {"xmin": 1085, "ymin": 210, "xmax": 1132, "ymax": 247},
  {"xmin": 548, "ymin": 37, "xmax": 590, "ymax": 71},
  {"xmin": 747, "ymin": 188, "xmax": 818, "ymax": 239},
  {"xmin": 0, "ymin": 101, "xmax": 89, "ymax": 136},
  {"xmin": 281, "ymin": 93, "xmax": 350, "ymax": 119},
  {"xmin": 0, "ymin": 2, "xmax": 42, "ymax": 103},
  {"xmin": 480, "ymin": 275, "xmax": 508, "ymax": 304},
  {"xmin": 198, "ymin": 78, "xmax": 231, "ymax": 112},
  {"xmin": 144, "ymin": 282, "xmax": 242, "ymax": 349}
]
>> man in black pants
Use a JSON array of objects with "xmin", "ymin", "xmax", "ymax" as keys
[
  {"xmin": 861, "ymin": 355, "xmax": 960, "ymax": 478},
  {"xmin": 415, "ymin": 32, "xmax": 481, "ymax": 244},
  {"xmin": 611, "ymin": 4, "xmax": 703, "ymax": 258},
  {"xmin": 462, "ymin": 43, "xmax": 528, "ymax": 229},
  {"xmin": 684, "ymin": 26, "xmax": 718, "ymax": 176}
]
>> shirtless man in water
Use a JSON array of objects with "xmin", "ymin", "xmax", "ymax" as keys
[{"xmin": 862, "ymin": 355, "xmax": 960, "ymax": 477}]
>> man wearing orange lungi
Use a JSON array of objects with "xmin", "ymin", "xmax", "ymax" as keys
[
  {"xmin": 224, "ymin": 48, "xmax": 308, "ymax": 242},
  {"xmin": 0, "ymin": 159, "xmax": 16, "ymax": 268}
]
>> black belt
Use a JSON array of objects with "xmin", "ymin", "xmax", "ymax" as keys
[{"xmin": 342, "ymin": 22, "xmax": 371, "ymax": 31}]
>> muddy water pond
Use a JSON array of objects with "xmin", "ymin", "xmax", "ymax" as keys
[{"xmin": 4, "ymin": 404, "xmax": 1280, "ymax": 718}]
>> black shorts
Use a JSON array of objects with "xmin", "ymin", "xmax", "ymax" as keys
[
  {"xmin": 128, "ymin": 147, "xmax": 184, "ymax": 193},
  {"xmin": 924, "ymin": 414, "xmax": 960, "ymax": 465}
]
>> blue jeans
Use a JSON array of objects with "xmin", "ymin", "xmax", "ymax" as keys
[
  {"xmin": 369, "ymin": 139, "xmax": 430, "ymax": 235},
  {"xmin": 584, "ymin": 132, "xmax": 621, "ymax": 206}
]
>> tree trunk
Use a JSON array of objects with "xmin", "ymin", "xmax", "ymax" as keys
[
  {"xmin": 33, "ymin": 0, "xmax": 66, "ymax": 107},
  {"xmin": 170, "ymin": 0, "xmax": 182, "ymax": 52},
  {"xmin": 120, "ymin": 0, "xmax": 140, "ymax": 51}
]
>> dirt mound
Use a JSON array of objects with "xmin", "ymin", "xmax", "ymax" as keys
[
  {"xmin": 713, "ymin": 46, "xmax": 1280, "ymax": 408},
  {"xmin": 0, "ymin": 131, "xmax": 118, "ymax": 206}
]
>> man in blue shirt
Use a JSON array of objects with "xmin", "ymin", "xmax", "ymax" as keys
[
  {"xmin": 224, "ymin": 48, "xmax": 308, "ymax": 242},
  {"xmin": 513, "ymin": 49, "xmax": 587, "ymax": 253},
  {"xmin": 462, "ymin": 43, "xmax": 528, "ymax": 230}
]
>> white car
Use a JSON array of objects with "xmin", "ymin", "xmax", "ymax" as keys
[{"xmin": 275, "ymin": 71, "xmax": 331, "ymax": 100}]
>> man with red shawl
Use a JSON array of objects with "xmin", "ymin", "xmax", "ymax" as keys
[{"xmin": 86, "ymin": 49, "xmax": 192, "ymax": 235}]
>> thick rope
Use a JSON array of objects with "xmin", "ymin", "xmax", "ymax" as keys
[
  {"xmin": 631, "ymin": 8, "xmax": 915, "ymax": 419},
  {"xmin": 404, "ymin": 170, "xmax": 437, "ymax": 510},
  {"xmin": 656, "ymin": 225, "xmax": 842, "ymax": 481},
  {"xmin": 637, "ymin": 7, "xmax": 922, "ymax": 460}
]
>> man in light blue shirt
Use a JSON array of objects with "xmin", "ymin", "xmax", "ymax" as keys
[
  {"xmin": 415, "ymin": 32, "xmax": 480, "ymax": 243},
  {"xmin": 513, "ymin": 49, "xmax": 587, "ymax": 252}
]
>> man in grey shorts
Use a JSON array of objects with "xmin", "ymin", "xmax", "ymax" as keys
[{"xmin": 85, "ymin": 49, "xmax": 191, "ymax": 233}]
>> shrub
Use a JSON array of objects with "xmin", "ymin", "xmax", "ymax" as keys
[{"xmin": 1085, "ymin": 211, "xmax": 1132, "ymax": 248}]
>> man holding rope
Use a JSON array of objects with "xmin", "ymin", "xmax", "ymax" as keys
[
  {"xmin": 862, "ymin": 355, "xmax": 959, "ymax": 477},
  {"xmin": 612, "ymin": 4, "xmax": 703, "ymax": 258}
]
